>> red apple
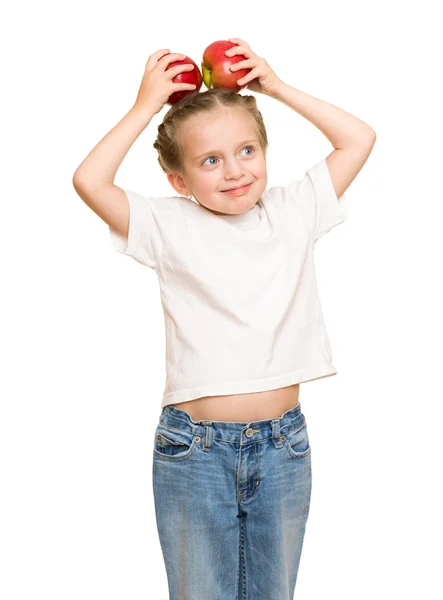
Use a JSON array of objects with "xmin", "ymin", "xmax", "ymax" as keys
[
  {"xmin": 166, "ymin": 56, "xmax": 203, "ymax": 105},
  {"xmin": 202, "ymin": 40, "xmax": 250, "ymax": 91}
]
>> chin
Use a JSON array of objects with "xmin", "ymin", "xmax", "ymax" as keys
[{"xmin": 198, "ymin": 192, "xmax": 261, "ymax": 216}]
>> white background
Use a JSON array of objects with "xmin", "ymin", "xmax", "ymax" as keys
[{"xmin": 1, "ymin": 0, "xmax": 442, "ymax": 598}]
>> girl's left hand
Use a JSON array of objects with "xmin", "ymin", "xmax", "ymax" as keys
[{"xmin": 225, "ymin": 38, "xmax": 283, "ymax": 96}]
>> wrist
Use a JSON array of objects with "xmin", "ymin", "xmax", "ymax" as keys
[
  {"xmin": 267, "ymin": 79, "xmax": 289, "ymax": 100},
  {"xmin": 129, "ymin": 102, "xmax": 157, "ymax": 122}
]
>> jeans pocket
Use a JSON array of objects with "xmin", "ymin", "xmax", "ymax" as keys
[
  {"xmin": 153, "ymin": 425, "xmax": 197, "ymax": 461},
  {"xmin": 282, "ymin": 418, "xmax": 312, "ymax": 459}
]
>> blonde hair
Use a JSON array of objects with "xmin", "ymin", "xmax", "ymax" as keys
[{"xmin": 153, "ymin": 88, "xmax": 269, "ymax": 175}]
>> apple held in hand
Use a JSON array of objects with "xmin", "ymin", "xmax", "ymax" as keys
[
  {"xmin": 202, "ymin": 40, "xmax": 250, "ymax": 91},
  {"xmin": 166, "ymin": 56, "xmax": 203, "ymax": 105}
]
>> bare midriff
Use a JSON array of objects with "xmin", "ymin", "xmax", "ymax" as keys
[{"xmin": 172, "ymin": 383, "xmax": 300, "ymax": 423}]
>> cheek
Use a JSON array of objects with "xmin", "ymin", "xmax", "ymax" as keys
[
  {"xmin": 257, "ymin": 163, "xmax": 268, "ymax": 180},
  {"xmin": 197, "ymin": 173, "xmax": 219, "ymax": 191}
]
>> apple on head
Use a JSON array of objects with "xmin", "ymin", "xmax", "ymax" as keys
[
  {"xmin": 202, "ymin": 40, "xmax": 250, "ymax": 91},
  {"xmin": 166, "ymin": 56, "xmax": 203, "ymax": 105}
]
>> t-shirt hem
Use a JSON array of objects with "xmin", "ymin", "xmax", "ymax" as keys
[{"xmin": 161, "ymin": 363, "xmax": 338, "ymax": 408}]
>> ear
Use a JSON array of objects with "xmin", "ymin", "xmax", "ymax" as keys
[{"xmin": 167, "ymin": 171, "xmax": 189, "ymax": 197}]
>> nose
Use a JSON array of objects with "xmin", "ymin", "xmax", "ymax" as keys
[{"xmin": 224, "ymin": 157, "xmax": 245, "ymax": 180}]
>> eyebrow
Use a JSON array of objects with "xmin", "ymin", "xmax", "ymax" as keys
[{"xmin": 194, "ymin": 139, "xmax": 259, "ymax": 161}]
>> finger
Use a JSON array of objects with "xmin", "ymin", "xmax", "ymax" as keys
[
  {"xmin": 175, "ymin": 83, "xmax": 198, "ymax": 91},
  {"xmin": 228, "ymin": 38, "xmax": 250, "ymax": 48},
  {"xmin": 236, "ymin": 70, "xmax": 255, "ymax": 85},
  {"xmin": 167, "ymin": 64, "xmax": 195, "ymax": 77},
  {"xmin": 225, "ymin": 46, "xmax": 250, "ymax": 58},
  {"xmin": 230, "ymin": 59, "xmax": 254, "ymax": 71},
  {"xmin": 150, "ymin": 49, "xmax": 170, "ymax": 57},
  {"xmin": 146, "ymin": 49, "xmax": 170, "ymax": 66},
  {"xmin": 160, "ymin": 52, "xmax": 187, "ymax": 66}
]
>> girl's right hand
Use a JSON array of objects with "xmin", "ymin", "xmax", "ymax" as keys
[{"xmin": 133, "ymin": 50, "xmax": 197, "ymax": 115}]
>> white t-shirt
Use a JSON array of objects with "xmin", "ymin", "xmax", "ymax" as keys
[{"xmin": 109, "ymin": 158, "xmax": 349, "ymax": 408}]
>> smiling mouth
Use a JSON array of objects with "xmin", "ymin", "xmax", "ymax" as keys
[{"xmin": 222, "ymin": 183, "xmax": 252, "ymax": 193}]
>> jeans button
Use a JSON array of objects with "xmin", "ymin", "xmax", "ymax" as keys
[{"xmin": 245, "ymin": 428, "xmax": 254, "ymax": 437}]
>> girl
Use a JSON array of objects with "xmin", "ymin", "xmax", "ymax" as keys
[{"xmin": 73, "ymin": 38, "xmax": 376, "ymax": 600}]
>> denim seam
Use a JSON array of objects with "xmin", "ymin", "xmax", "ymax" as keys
[
  {"xmin": 158, "ymin": 423, "xmax": 198, "ymax": 436},
  {"xmin": 206, "ymin": 428, "xmax": 304, "ymax": 445},
  {"xmin": 284, "ymin": 442, "xmax": 312, "ymax": 459},
  {"xmin": 153, "ymin": 438, "xmax": 197, "ymax": 461}
]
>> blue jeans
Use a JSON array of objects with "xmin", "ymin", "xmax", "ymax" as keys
[{"xmin": 152, "ymin": 401, "xmax": 312, "ymax": 600}]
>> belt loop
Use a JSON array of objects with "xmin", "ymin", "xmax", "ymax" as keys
[
  {"xmin": 271, "ymin": 418, "xmax": 283, "ymax": 448},
  {"xmin": 199, "ymin": 420, "xmax": 214, "ymax": 450}
]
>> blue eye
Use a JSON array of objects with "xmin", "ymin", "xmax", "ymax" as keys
[{"xmin": 202, "ymin": 145, "xmax": 255, "ymax": 166}]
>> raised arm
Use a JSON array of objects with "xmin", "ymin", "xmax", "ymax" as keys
[
  {"xmin": 270, "ymin": 82, "xmax": 376, "ymax": 199},
  {"xmin": 72, "ymin": 50, "xmax": 196, "ymax": 238},
  {"xmin": 72, "ymin": 107, "xmax": 156, "ymax": 238}
]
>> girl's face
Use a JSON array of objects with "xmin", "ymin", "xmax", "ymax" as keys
[{"xmin": 167, "ymin": 108, "xmax": 268, "ymax": 216}]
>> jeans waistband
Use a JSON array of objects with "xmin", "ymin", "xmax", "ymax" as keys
[{"xmin": 159, "ymin": 401, "xmax": 304, "ymax": 444}]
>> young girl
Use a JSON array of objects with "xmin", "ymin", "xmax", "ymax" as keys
[{"xmin": 73, "ymin": 38, "xmax": 376, "ymax": 600}]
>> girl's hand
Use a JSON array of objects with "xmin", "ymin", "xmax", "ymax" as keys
[
  {"xmin": 133, "ymin": 50, "xmax": 197, "ymax": 115},
  {"xmin": 225, "ymin": 38, "xmax": 283, "ymax": 96}
]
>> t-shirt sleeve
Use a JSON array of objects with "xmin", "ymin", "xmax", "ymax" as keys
[
  {"xmin": 108, "ymin": 189, "xmax": 158, "ymax": 269},
  {"xmin": 285, "ymin": 158, "xmax": 349, "ymax": 243}
]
